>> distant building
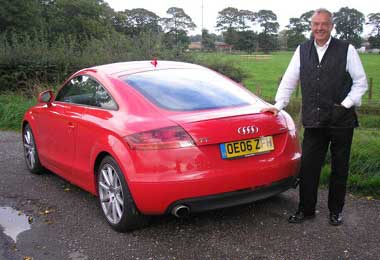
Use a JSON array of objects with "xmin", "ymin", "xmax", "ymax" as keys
[
  {"xmin": 214, "ymin": 42, "xmax": 232, "ymax": 52},
  {"xmin": 188, "ymin": 42, "xmax": 202, "ymax": 50}
]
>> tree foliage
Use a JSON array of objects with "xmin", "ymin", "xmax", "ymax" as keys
[
  {"xmin": 162, "ymin": 7, "xmax": 196, "ymax": 33},
  {"xmin": 367, "ymin": 13, "xmax": 380, "ymax": 48},
  {"xmin": 201, "ymin": 29, "xmax": 216, "ymax": 51},
  {"xmin": 113, "ymin": 8, "xmax": 161, "ymax": 36},
  {"xmin": 367, "ymin": 13, "xmax": 380, "ymax": 36},
  {"xmin": 216, "ymin": 7, "xmax": 240, "ymax": 31},
  {"xmin": 237, "ymin": 10, "xmax": 256, "ymax": 31},
  {"xmin": 233, "ymin": 31, "xmax": 258, "ymax": 53},
  {"xmin": 334, "ymin": 7, "xmax": 365, "ymax": 48},
  {"xmin": 256, "ymin": 10, "xmax": 279, "ymax": 34},
  {"xmin": 161, "ymin": 7, "xmax": 195, "ymax": 53},
  {"xmin": 255, "ymin": 10, "xmax": 279, "ymax": 52},
  {"xmin": 284, "ymin": 17, "xmax": 308, "ymax": 49},
  {"xmin": 287, "ymin": 18, "xmax": 308, "ymax": 34},
  {"xmin": 300, "ymin": 10, "xmax": 314, "ymax": 33},
  {"xmin": 0, "ymin": 0, "xmax": 43, "ymax": 33}
]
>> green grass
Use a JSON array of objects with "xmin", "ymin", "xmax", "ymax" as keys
[
  {"xmin": 320, "ymin": 129, "xmax": 380, "ymax": 196},
  {"xmin": 195, "ymin": 52, "xmax": 380, "ymax": 102},
  {"xmin": 357, "ymin": 113, "xmax": 380, "ymax": 128},
  {"xmin": 0, "ymin": 93, "xmax": 36, "ymax": 130}
]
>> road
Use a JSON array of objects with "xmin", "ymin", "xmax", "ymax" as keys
[{"xmin": 0, "ymin": 130, "xmax": 379, "ymax": 260}]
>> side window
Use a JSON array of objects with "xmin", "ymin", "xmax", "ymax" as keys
[{"xmin": 55, "ymin": 75, "xmax": 118, "ymax": 110}]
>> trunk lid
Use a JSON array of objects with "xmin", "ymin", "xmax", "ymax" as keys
[{"xmin": 168, "ymin": 105, "xmax": 288, "ymax": 146}]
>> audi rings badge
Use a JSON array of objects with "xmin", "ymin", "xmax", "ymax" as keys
[{"xmin": 237, "ymin": 126, "xmax": 259, "ymax": 135}]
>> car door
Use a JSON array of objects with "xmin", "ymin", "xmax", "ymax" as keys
[
  {"xmin": 36, "ymin": 76, "xmax": 88, "ymax": 178},
  {"xmin": 71, "ymin": 75, "xmax": 118, "ymax": 189}
]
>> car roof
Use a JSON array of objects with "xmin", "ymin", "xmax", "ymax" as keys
[{"xmin": 88, "ymin": 60, "xmax": 204, "ymax": 77}]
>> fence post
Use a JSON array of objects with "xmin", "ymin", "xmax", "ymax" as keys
[
  {"xmin": 255, "ymin": 85, "xmax": 262, "ymax": 97},
  {"xmin": 368, "ymin": 77, "xmax": 373, "ymax": 102}
]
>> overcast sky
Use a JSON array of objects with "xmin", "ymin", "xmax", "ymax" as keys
[{"xmin": 106, "ymin": 0, "xmax": 379, "ymax": 36}]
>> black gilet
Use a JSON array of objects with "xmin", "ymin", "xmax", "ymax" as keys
[{"xmin": 299, "ymin": 37, "xmax": 358, "ymax": 128}]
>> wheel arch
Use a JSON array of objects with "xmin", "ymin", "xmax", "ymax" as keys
[{"xmin": 93, "ymin": 151, "xmax": 112, "ymax": 195}]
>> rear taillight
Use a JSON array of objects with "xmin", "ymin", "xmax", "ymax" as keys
[
  {"xmin": 124, "ymin": 126, "xmax": 195, "ymax": 150},
  {"xmin": 280, "ymin": 111, "xmax": 296, "ymax": 131}
]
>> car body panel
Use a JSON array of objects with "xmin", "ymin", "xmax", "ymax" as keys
[{"xmin": 23, "ymin": 60, "xmax": 301, "ymax": 216}]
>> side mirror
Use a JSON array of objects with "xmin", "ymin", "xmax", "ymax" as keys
[{"xmin": 38, "ymin": 90, "xmax": 55, "ymax": 104}]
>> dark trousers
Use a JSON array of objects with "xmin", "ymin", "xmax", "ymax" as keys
[{"xmin": 298, "ymin": 127, "xmax": 354, "ymax": 215}]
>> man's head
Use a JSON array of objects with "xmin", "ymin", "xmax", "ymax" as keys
[{"xmin": 311, "ymin": 8, "xmax": 334, "ymax": 46}]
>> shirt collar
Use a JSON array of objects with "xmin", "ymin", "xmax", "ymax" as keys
[{"xmin": 314, "ymin": 36, "xmax": 332, "ymax": 49}]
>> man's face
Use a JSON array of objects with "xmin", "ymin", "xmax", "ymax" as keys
[{"xmin": 311, "ymin": 12, "xmax": 333, "ymax": 45}]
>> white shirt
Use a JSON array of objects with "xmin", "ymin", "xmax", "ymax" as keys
[{"xmin": 274, "ymin": 37, "xmax": 368, "ymax": 111}]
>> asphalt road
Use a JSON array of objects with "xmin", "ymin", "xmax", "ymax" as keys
[{"xmin": 0, "ymin": 130, "xmax": 379, "ymax": 260}]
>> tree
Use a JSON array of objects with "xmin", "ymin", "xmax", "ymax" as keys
[
  {"xmin": 258, "ymin": 32, "xmax": 278, "ymax": 53},
  {"xmin": 47, "ymin": 0, "xmax": 115, "ymax": 40},
  {"xmin": 162, "ymin": 7, "xmax": 196, "ymax": 33},
  {"xmin": 161, "ymin": 7, "xmax": 195, "ymax": 54},
  {"xmin": 285, "ymin": 18, "xmax": 307, "ymax": 49},
  {"xmin": 256, "ymin": 10, "xmax": 279, "ymax": 34},
  {"xmin": 237, "ymin": 10, "xmax": 256, "ymax": 31},
  {"xmin": 334, "ymin": 7, "xmax": 365, "ymax": 48},
  {"xmin": 368, "ymin": 36, "xmax": 380, "ymax": 49},
  {"xmin": 113, "ymin": 8, "xmax": 161, "ymax": 37},
  {"xmin": 201, "ymin": 29, "xmax": 215, "ymax": 51},
  {"xmin": 256, "ymin": 10, "xmax": 279, "ymax": 52},
  {"xmin": 0, "ymin": 0, "xmax": 43, "ymax": 33},
  {"xmin": 223, "ymin": 28, "xmax": 239, "ymax": 46},
  {"xmin": 277, "ymin": 29, "xmax": 288, "ymax": 50},
  {"xmin": 367, "ymin": 13, "xmax": 380, "ymax": 48},
  {"xmin": 285, "ymin": 30, "xmax": 307, "ymax": 49},
  {"xmin": 162, "ymin": 29, "xmax": 190, "ymax": 54},
  {"xmin": 287, "ymin": 18, "xmax": 309, "ymax": 34},
  {"xmin": 367, "ymin": 13, "xmax": 380, "ymax": 36},
  {"xmin": 300, "ymin": 10, "xmax": 314, "ymax": 35},
  {"xmin": 234, "ymin": 31, "xmax": 258, "ymax": 53},
  {"xmin": 216, "ymin": 7, "xmax": 240, "ymax": 31}
]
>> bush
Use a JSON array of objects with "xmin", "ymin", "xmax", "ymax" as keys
[{"xmin": 0, "ymin": 30, "xmax": 191, "ymax": 93}]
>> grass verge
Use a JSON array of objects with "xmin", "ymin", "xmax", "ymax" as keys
[{"xmin": 0, "ymin": 92, "xmax": 36, "ymax": 130}]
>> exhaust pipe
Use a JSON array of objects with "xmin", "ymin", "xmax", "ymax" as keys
[{"xmin": 172, "ymin": 205, "xmax": 190, "ymax": 218}]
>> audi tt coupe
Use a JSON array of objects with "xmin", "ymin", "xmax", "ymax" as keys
[{"xmin": 22, "ymin": 60, "xmax": 301, "ymax": 232}]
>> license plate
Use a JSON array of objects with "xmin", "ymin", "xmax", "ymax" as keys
[{"xmin": 220, "ymin": 136, "xmax": 274, "ymax": 159}]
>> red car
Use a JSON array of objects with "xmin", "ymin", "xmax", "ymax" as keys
[{"xmin": 23, "ymin": 61, "xmax": 301, "ymax": 232}]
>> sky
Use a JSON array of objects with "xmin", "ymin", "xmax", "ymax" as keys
[{"xmin": 106, "ymin": 0, "xmax": 379, "ymax": 36}]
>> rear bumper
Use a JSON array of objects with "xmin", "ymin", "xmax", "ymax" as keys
[
  {"xmin": 166, "ymin": 176, "xmax": 296, "ymax": 214},
  {"xmin": 123, "ymin": 131, "xmax": 301, "ymax": 214},
  {"xmin": 129, "ymin": 154, "xmax": 300, "ymax": 214}
]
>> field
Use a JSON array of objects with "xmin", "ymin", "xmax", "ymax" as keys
[{"xmin": 195, "ymin": 52, "xmax": 380, "ymax": 102}]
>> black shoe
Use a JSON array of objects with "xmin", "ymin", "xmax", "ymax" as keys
[
  {"xmin": 288, "ymin": 211, "xmax": 316, "ymax": 224},
  {"xmin": 329, "ymin": 212, "xmax": 343, "ymax": 226}
]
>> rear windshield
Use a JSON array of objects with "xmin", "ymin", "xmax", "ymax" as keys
[{"xmin": 122, "ymin": 68, "xmax": 259, "ymax": 111}]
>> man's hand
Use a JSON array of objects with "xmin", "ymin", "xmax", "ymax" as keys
[{"xmin": 260, "ymin": 107, "xmax": 280, "ymax": 116}]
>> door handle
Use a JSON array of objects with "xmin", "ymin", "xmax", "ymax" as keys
[{"xmin": 68, "ymin": 122, "xmax": 76, "ymax": 129}]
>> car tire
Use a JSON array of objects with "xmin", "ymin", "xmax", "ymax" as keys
[
  {"xmin": 23, "ymin": 124, "xmax": 44, "ymax": 174},
  {"xmin": 97, "ymin": 156, "xmax": 150, "ymax": 232}
]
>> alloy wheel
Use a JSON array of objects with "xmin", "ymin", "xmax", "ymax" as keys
[
  {"xmin": 23, "ymin": 128, "xmax": 36, "ymax": 169},
  {"xmin": 98, "ymin": 164, "xmax": 124, "ymax": 224}
]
